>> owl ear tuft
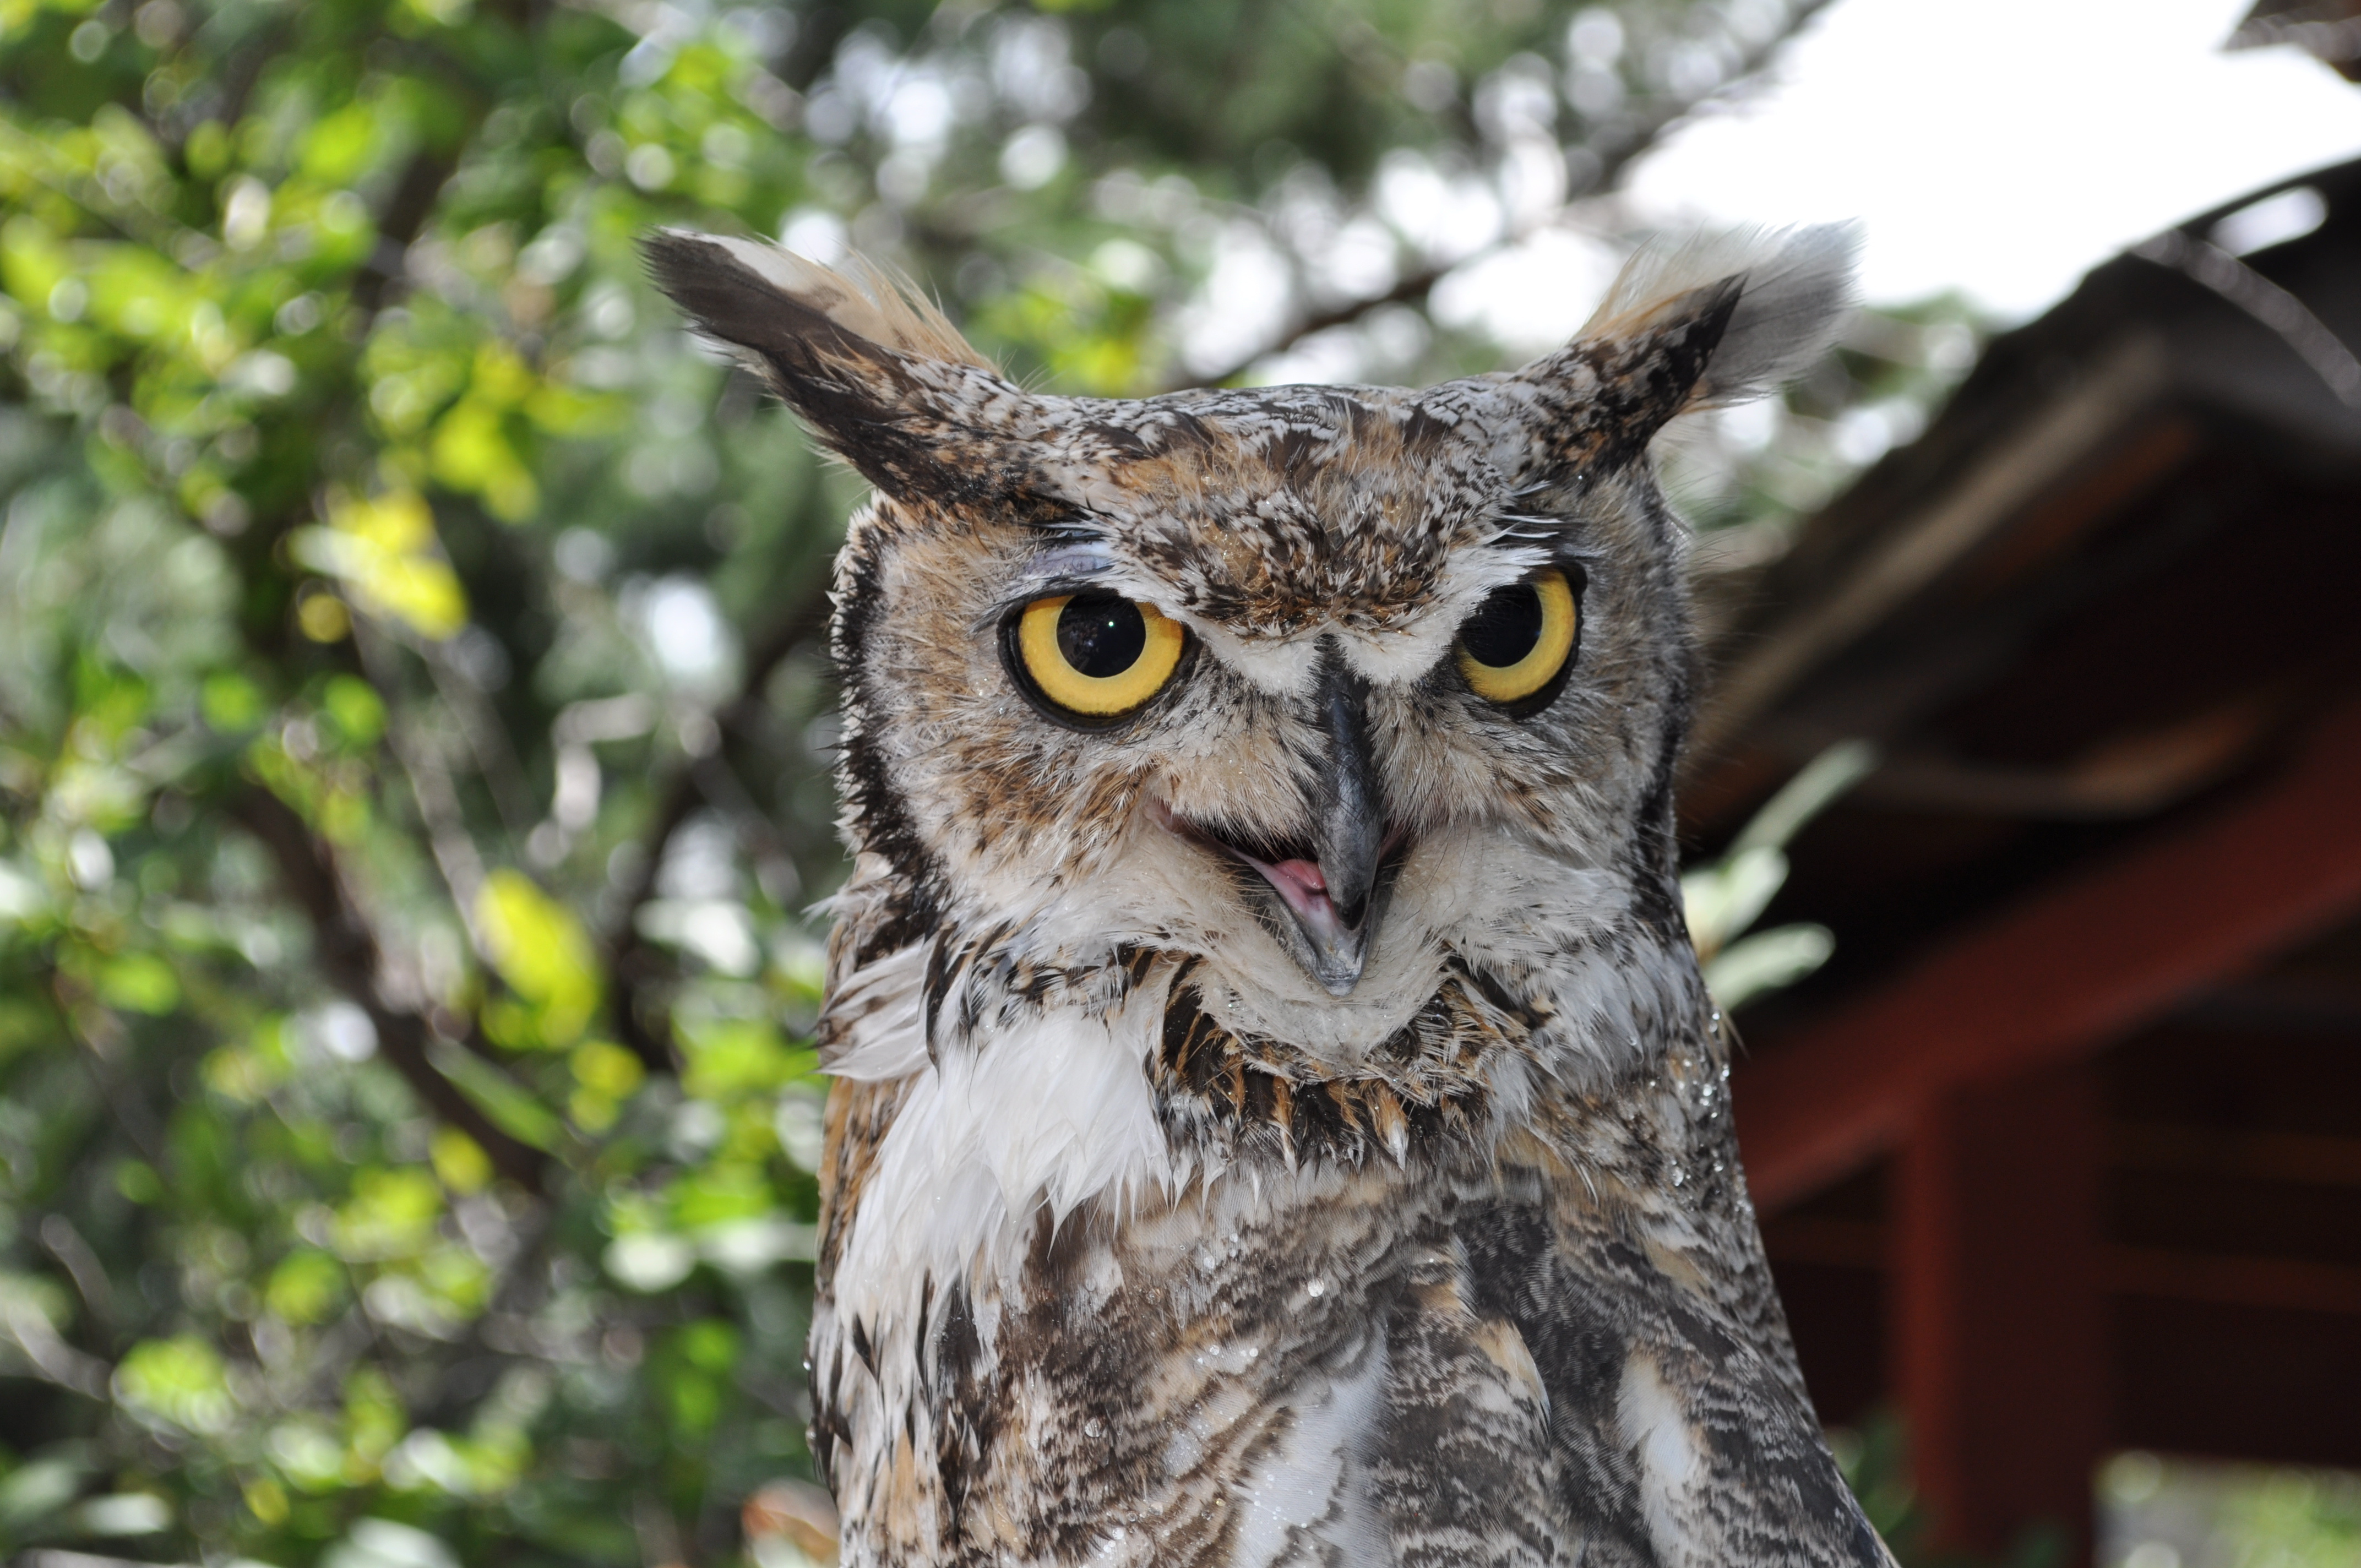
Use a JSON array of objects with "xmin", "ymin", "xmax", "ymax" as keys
[
  {"xmin": 1496, "ymin": 223, "xmax": 1859, "ymax": 480},
  {"xmin": 643, "ymin": 229, "xmax": 1012, "ymax": 501},
  {"xmin": 643, "ymin": 228, "xmax": 996, "ymax": 375},
  {"xmin": 1582, "ymin": 222, "xmax": 1860, "ymax": 409}
]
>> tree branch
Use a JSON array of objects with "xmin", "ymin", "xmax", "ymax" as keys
[
  {"xmin": 352, "ymin": 150, "xmax": 462, "ymax": 319},
  {"xmin": 422, "ymin": 636, "xmax": 540, "ymax": 840},
  {"xmin": 349, "ymin": 619, "xmax": 494, "ymax": 943},
  {"xmin": 47, "ymin": 971, "xmax": 170, "ymax": 1171},
  {"xmin": 232, "ymin": 787, "xmax": 551, "ymax": 1191},
  {"xmin": 1180, "ymin": 0, "xmax": 1838, "ymax": 389},
  {"xmin": 603, "ymin": 582, "xmax": 834, "ymax": 1076}
]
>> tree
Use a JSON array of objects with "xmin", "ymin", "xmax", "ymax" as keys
[{"xmin": 0, "ymin": 1, "xmax": 1974, "ymax": 1561}]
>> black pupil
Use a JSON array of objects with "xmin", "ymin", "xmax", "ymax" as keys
[
  {"xmin": 1462, "ymin": 583, "xmax": 1544, "ymax": 668},
  {"xmin": 1056, "ymin": 595, "xmax": 1147, "ymax": 678}
]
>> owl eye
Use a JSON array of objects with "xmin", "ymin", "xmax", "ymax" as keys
[
  {"xmin": 1008, "ymin": 591, "xmax": 1189, "ymax": 723},
  {"xmin": 1456, "ymin": 566, "xmax": 1580, "ymax": 709}
]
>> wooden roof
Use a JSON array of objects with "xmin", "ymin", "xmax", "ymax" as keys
[
  {"xmin": 1693, "ymin": 156, "xmax": 2361, "ymax": 1482},
  {"xmin": 2230, "ymin": 0, "xmax": 2361, "ymax": 81}
]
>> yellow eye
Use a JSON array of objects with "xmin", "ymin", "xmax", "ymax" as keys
[
  {"xmin": 1456, "ymin": 567, "xmax": 1580, "ymax": 707},
  {"xmin": 1010, "ymin": 591, "xmax": 1188, "ymax": 722}
]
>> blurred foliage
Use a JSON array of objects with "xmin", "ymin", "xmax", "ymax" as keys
[
  {"xmin": 1831, "ymin": 1420, "xmax": 2361, "ymax": 1568},
  {"xmin": 2099, "ymin": 1451, "xmax": 2361, "ymax": 1568},
  {"xmin": 1832, "ymin": 1412, "xmax": 2069, "ymax": 1568},
  {"xmin": 0, "ymin": 0, "xmax": 1987, "ymax": 1561},
  {"xmin": 1682, "ymin": 736, "xmax": 1875, "ymax": 1010}
]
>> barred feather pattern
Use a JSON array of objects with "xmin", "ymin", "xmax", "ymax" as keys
[
  {"xmin": 807, "ymin": 920, "xmax": 1879, "ymax": 1567},
  {"xmin": 648, "ymin": 224, "xmax": 1890, "ymax": 1567}
]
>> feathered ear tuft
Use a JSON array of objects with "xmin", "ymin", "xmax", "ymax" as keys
[
  {"xmin": 1480, "ymin": 222, "xmax": 1858, "ymax": 484},
  {"xmin": 1582, "ymin": 222, "xmax": 1860, "ymax": 409},
  {"xmin": 643, "ymin": 230, "xmax": 1019, "ymax": 504},
  {"xmin": 644, "ymin": 228, "xmax": 997, "ymax": 376}
]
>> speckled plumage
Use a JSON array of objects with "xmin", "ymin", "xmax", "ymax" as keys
[{"xmin": 650, "ymin": 225, "xmax": 1889, "ymax": 1568}]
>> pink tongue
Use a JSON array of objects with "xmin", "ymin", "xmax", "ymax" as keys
[{"xmin": 1270, "ymin": 858, "xmax": 1326, "ymax": 897}]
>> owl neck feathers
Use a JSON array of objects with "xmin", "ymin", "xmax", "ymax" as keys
[
  {"xmin": 1153, "ymin": 952, "xmax": 1522, "ymax": 1169},
  {"xmin": 817, "ymin": 881, "xmax": 1712, "ymax": 1174},
  {"xmin": 811, "ymin": 900, "xmax": 1721, "ymax": 1380}
]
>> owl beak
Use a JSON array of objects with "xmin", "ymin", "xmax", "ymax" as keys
[
  {"xmin": 1150, "ymin": 653, "xmax": 1399, "ymax": 997},
  {"xmin": 1293, "ymin": 655, "xmax": 1391, "ymax": 995}
]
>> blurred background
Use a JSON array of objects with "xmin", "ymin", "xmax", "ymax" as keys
[{"xmin": 1, "ymin": 1, "xmax": 2358, "ymax": 1565}]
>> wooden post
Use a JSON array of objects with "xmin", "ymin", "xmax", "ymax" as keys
[{"xmin": 1892, "ymin": 1063, "xmax": 2105, "ymax": 1565}]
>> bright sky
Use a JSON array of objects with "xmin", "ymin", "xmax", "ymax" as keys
[{"xmin": 1624, "ymin": 0, "xmax": 2361, "ymax": 320}]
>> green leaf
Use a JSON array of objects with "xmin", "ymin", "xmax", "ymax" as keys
[
  {"xmin": 117, "ymin": 1337, "xmax": 237, "ymax": 1435},
  {"xmin": 333, "ymin": 1167, "xmax": 444, "ymax": 1261},
  {"xmin": 1703, "ymin": 924, "xmax": 1836, "ymax": 1012},
  {"xmin": 320, "ymin": 674, "xmax": 385, "ymax": 748},
  {"xmin": 265, "ymin": 1248, "xmax": 349, "ymax": 1325},
  {"xmin": 675, "ymin": 1014, "xmax": 811, "ymax": 1101},
  {"xmin": 474, "ymin": 869, "xmax": 600, "ymax": 1046},
  {"xmin": 429, "ymin": 1126, "xmax": 492, "ymax": 1193},
  {"xmin": 425, "ymin": 1038, "xmax": 565, "ymax": 1154},
  {"xmin": 199, "ymin": 672, "xmax": 264, "ymax": 733},
  {"xmin": 292, "ymin": 489, "xmax": 469, "ymax": 641},
  {"xmin": 1727, "ymin": 739, "xmax": 1881, "ymax": 858},
  {"xmin": 0, "ymin": 1455, "xmax": 90, "ymax": 1534},
  {"xmin": 95, "ymin": 951, "xmax": 179, "ymax": 1014}
]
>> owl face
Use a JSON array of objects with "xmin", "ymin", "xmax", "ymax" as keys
[
  {"xmin": 838, "ymin": 394, "xmax": 1673, "ymax": 1021},
  {"xmin": 649, "ymin": 229, "xmax": 1853, "ymax": 1063}
]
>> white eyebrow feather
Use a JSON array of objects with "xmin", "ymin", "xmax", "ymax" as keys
[{"xmin": 1019, "ymin": 543, "xmax": 1118, "ymax": 582}]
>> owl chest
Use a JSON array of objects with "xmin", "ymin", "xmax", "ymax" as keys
[{"xmin": 818, "ymin": 1159, "xmax": 1602, "ymax": 1568}]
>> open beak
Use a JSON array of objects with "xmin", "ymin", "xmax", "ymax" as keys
[{"xmin": 1161, "ymin": 649, "xmax": 1400, "ymax": 997}]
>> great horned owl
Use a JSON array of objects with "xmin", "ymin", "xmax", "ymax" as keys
[{"xmin": 649, "ymin": 225, "xmax": 1889, "ymax": 1568}]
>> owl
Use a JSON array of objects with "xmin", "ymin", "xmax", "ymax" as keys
[{"xmin": 649, "ymin": 224, "xmax": 1891, "ymax": 1568}]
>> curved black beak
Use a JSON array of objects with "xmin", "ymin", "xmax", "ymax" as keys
[
  {"xmin": 1155, "ymin": 646, "xmax": 1400, "ymax": 996},
  {"xmin": 1297, "ymin": 652, "xmax": 1389, "ymax": 992},
  {"xmin": 1196, "ymin": 649, "xmax": 1394, "ymax": 995}
]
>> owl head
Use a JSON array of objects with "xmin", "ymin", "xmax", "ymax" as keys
[{"xmin": 650, "ymin": 228, "xmax": 1854, "ymax": 1083}]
